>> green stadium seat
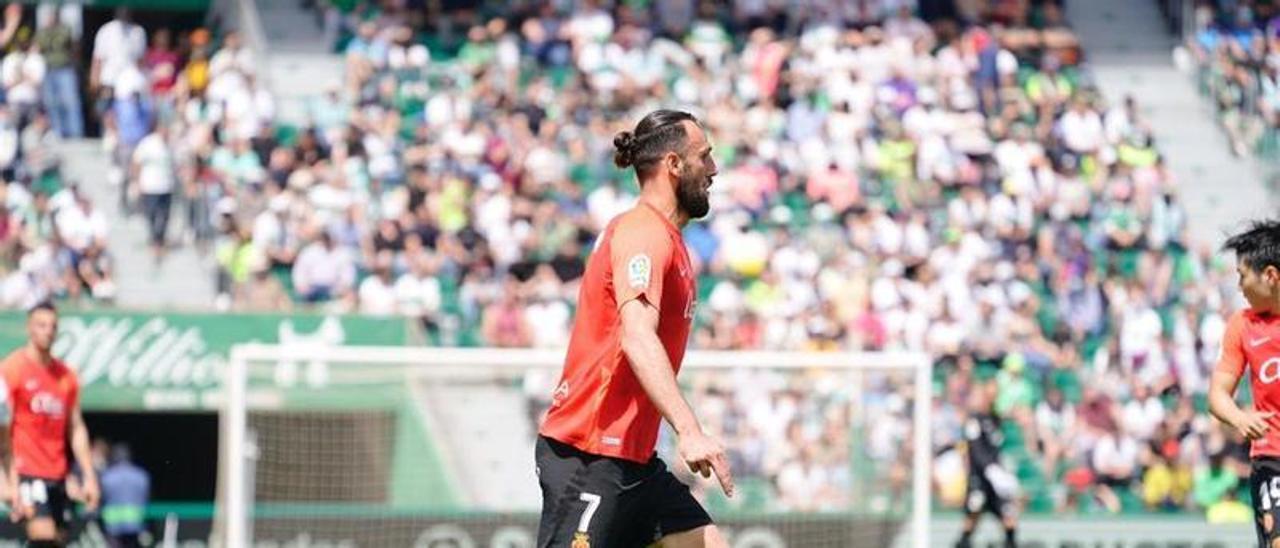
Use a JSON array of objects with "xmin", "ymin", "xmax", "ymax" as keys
[{"xmin": 1119, "ymin": 488, "xmax": 1145, "ymax": 513}]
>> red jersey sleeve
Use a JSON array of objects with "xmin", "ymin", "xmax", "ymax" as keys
[
  {"xmin": 610, "ymin": 215, "xmax": 674, "ymax": 312},
  {"xmin": 1216, "ymin": 311, "xmax": 1247, "ymax": 379}
]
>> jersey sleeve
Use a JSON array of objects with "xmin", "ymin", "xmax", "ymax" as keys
[
  {"xmin": 1215, "ymin": 311, "xmax": 1247, "ymax": 379},
  {"xmin": 610, "ymin": 216, "xmax": 674, "ymax": 312}
]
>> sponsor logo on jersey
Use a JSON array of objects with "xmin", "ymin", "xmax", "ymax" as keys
[
  {"xmin": 627, "ymin": 255, "xmax": 651, "ymax": 290},
  {"xmin": 1254, "ymin": 336, "xmax": 1273, "ymax": 348},
  {"xmin": 29, "ymin": 392, "xmax": 65, "ymax": 417},
  {"xmin": 601, "ymin": 436, "xmax": 621, "ymax": 446},
  {"xmin": 1260, "ymin": 357, "xmax": 1280, "ymax": 384}
]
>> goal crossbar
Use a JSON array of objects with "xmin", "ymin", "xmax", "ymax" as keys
[{"xmin": 221, "ymin": 345, "xmax": 933, "ymax": 548}]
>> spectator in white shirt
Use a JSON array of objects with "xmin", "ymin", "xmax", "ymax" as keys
[
  {"xmin": 1034, "ymin": 386, "xmax": 1075, "ymax": 478},
  {"xmin": 208, "ymin": 31, "xmax": 255, "ymax": 78},
  {"xmin": 357, "ymin": 251, "xmax": 397, "ymax": 315},
  {"xmin": 132, "ymin": 123, "xmax": 175, "ymax": 263},
  {"xmin": 91, "ymin": 8, "xmax": 145, "ymax": 92},
  {"xmin": 1058, "ymin": 96, "xmax": 1105, "ymax": 156},
  {"xmin": 54, "ymin": 188, "xmax": 107, "ymax": 255},
  {"xmin": 1121, "ymin": 384, "xmax": 1166, "ymax": 442},
  {"xmin": 1092, "ymin": 423, "xmax": 1139, "ymax": 513},
  {"xmin": 1, "ymin": 37, "xmax": 46, "ymax": 120},
  {"xmin": 394, "ymin": 254, "xmax": 442, "ymax": 329},
  {"xmin": 292, "ymin": 231, "xmax": 356, "ymax": 304}
]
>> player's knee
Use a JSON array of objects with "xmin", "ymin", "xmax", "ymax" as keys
[
  {"xmin": 25, "ymin": 518, "xmax": 58, "ymax": 542},
  {"xmin": 700, "ymin": 525, "xmax": 729, "ymax": 548}
]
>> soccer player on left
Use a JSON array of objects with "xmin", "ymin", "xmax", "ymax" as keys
[
  {"xmin": 953, "ymin": 381, "xmax": 1019, "ymax": 548},
  {"xmin": 0, "ymin": 302, "xmax": 99, "ymax": 547}
]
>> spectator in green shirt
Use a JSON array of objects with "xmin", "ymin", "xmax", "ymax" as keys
[
  {"xmin": 996, "ymin": 352, "xmax": 1034, "ymax": 416},
  {"xmin": 1193, "ymin": 453, "xmax": 1242, "ymax": 509}
]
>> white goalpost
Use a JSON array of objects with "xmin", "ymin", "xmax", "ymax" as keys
[{"xmin": 217, "ymin": 345, "xmax": 932, "ymax": 548}]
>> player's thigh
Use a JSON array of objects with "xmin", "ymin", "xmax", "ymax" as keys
[
  {"xmin": 1250, "ymin": 459, "xmax": 1280, "ymax": 548},
  {"xmin": 655, "ymin": 525, "xmax": 727, "ymax": 548},
  {"xmin": 1257, "ymin": 498, "xmax": 1280, "ymax": 548},
  {"xmin": 19, "ymin": 477, "xmax": 66, "ymax": 541},
  {"xmin": 535, "ymin": 438, "xmax": 630, "ymax": 548},
  {"xmin": 963, "ymin": 480, "xmax": 990, "ymax": 516},
  {"xmin": 636, "ymin": 462, "xmax": 714, "ymax": 544}
]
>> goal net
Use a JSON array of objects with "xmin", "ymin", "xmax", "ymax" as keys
[{"xmin": 215, "ymin": 345, "xmax": 932, "ymax": 547}]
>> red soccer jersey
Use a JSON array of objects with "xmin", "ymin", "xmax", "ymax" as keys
[
  {"xmin": 1218, "ymin": 309, "xmax": 1280, "ymax": 458},
  {"xmin": 0, "ymin": 349, "xmax": 78, "ymax": 480},
  {"xmin": 539, "ymin": 202, "xmax": 696, "ymax": 462}
]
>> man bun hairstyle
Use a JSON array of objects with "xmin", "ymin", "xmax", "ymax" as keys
[
  {"xmin": 613, "ymin": 131, "xmax": 638, "ymax": 168},
  {"xmin": 612, "ymin": 109, "xmax": 698, "ymax": 178}
]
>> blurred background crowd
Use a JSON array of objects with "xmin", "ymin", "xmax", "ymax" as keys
[{"xmin": 0, "ymin": 0, "xmax": 1265, "ymax": 520}]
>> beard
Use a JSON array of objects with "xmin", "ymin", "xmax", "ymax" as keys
[{"xmin": 676, "ymin": 165, "xmax": 711, "ymax": 219}]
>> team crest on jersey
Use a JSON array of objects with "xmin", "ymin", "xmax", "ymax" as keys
[
  {"xmin": 552, "ymin": 381, "xmax": 570, "ymax": 406},
  {"xmin": 572, "ymin": 532, "xmax": 591, "ymax": 548},
  {"xmin": 627, "ymin": 254, "xmax": 651, "ymax": 290}
]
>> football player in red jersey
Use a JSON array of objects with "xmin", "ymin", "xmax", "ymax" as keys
[
  {"xmin": 1211, "ymin": 220, "xmax": 1280, "ymax": 548},
  {"xmin": 536, "ymin": 109, "xmax": 733, "ymax": 548},
  {"xmin": 0, "ymin": 302, "xmax": 99, "ymax": 547}
]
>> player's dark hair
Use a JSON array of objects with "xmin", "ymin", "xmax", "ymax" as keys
[
  {"xmin": 27, "ymin": 300, "xmax": 56, "ymax": 317},
  {"xmin": 1223, "ymin": 219, "xmax": 1280, "ymax": 274},
  {"xmin": 613, "ymin": 109, "xmax": 698, "ymax": 178}
]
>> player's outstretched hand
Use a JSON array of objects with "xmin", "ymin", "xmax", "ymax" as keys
[
  {"xmin": 678, "ymin": 431, "xmax": 735, "ymax": 497},
  {"xmin": 1236, "ymin": 410, "xmax": 1276, "ymax": 440},
  {"xmin": 8, "ymin": 491, "xmax": 30, "ymax": 523},
  {"xmin": 78, "ymin": 476, "xmax": 100, "ymax": 512}
]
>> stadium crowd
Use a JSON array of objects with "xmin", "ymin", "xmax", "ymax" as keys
[
  {"xmin": 0, "ymin": 5, "xmax": 261, "ymax": 308},
  {"xmin": 0, "ymin": 0, "xmax": 1263, "ymax": 519},
  {"xmin": 1184, "ymin": 0, "xmax": 1280, "ymax": 159},
  {"xmin": 0, "ymin": 4, "xmax": 117, "ymax": 309}
]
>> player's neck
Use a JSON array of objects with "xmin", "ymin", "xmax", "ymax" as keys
[
  {"xmin": 638, "ymin": 186, "xmax": 687, "ymax": 228},
  {"xmin": 1251, "ymin": 302, "xmax": 1280, "ymax": 317},
  {"xmin": 25, "ymin": 344, "xmax": 52, "ymax": 367}
]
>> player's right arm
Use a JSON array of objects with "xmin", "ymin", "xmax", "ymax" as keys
[
  {"xmin": 1209, "ymin": 311, "xmax": 1275, "ymax": 439},
  {"xmin": 619, "ymin": 300, "xmax": 734, "ymax": 497},
  {"xmin": 611, "ymin": 215, "xmax": 734, "ymax": 497}
]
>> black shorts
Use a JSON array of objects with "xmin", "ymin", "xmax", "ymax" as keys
[
  {"xmin": 964, "ymin": 470, "xmax": 1014, "ymax": 520},
  {"xmin": 17, "ymin": 475, "xmax": 70, "ymax": 528},
  {"xmin": 535, "ymin": 435, "xmax": 712, "ymax": 548},
  {"xmin": 1251, "ymin": 457, "xmax": 1280, "ymax": 547}
]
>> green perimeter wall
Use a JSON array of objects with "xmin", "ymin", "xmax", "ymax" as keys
[{"xmin": 0, "ymin": 309, "xmax": 456, "ymax": 509}]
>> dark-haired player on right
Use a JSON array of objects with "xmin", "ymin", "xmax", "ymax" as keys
[
  {"xmin": 535, "ymin": 109, "xmax": 731, "ymax": 548},
  {"xmin": 1210, "ymin": 220, "xmax": 1280, "ymax": 548}
]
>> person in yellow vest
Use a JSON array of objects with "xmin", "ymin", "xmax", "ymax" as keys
[{"xmin": 1206, "ymin": 485, "xmax": 1253, "ymax": 525}]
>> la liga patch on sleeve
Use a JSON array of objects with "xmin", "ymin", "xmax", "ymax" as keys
[{"xmin": 627, "ymin": 254, "xmax": 651, "ymax": 290}]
